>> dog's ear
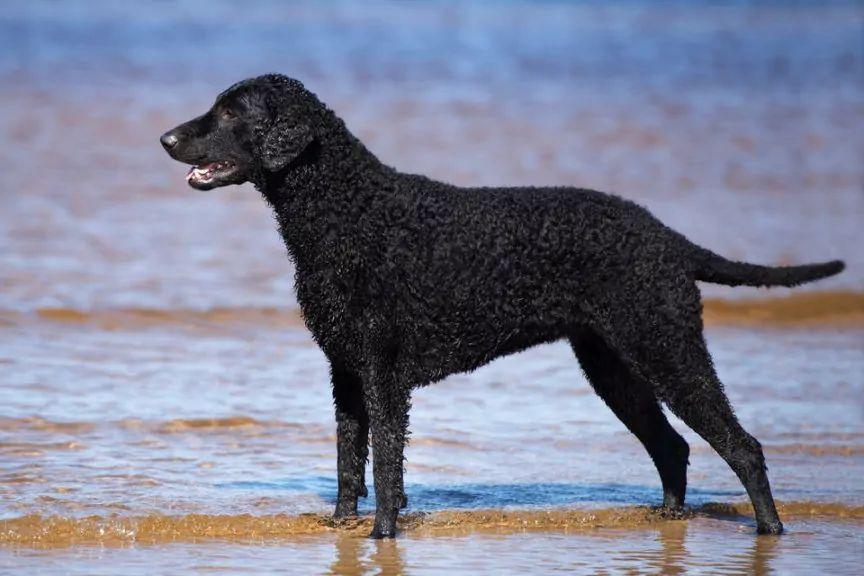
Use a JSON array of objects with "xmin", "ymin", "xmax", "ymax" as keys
[{"xmin": 261, "ymin": 116, "xmax": 314, "ymax": 172}]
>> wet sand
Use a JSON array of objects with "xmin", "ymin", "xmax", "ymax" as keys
[
  {"xmin": 3, "ymin": 502, "xmax": 864, "ymax": 547},
  {"xmin": 1, "ymin": 0, "xmax": 863, "ymax": 574}
]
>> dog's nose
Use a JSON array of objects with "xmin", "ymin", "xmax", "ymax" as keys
[{"xmin": 160, "ymin": 132, "xmax": 179, "ymax": 150}]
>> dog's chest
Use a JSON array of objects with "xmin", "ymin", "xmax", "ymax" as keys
[{"xmin": 294, "ymin": 265, "xmax": 367, "ymax": 364}]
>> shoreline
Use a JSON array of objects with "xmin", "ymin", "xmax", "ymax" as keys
[
  {"xmin": 2, "ymin": 501, "xmax": 862, "ymax": 547},
  {"xmin": 1, "ymin": 291, "xmax": 861, "ymax": 331}
]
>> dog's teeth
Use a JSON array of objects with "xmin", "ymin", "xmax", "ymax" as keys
[{"xmin": 185, "ymin": 162, "xmax": 229, "ymax": 184}]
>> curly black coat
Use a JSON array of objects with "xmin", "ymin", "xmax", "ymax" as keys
[{"xmin": 161, "ymin": 74, "xmax": 844, "ymax": 538}]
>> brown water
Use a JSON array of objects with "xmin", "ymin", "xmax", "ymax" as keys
[{"xmin": 1, "ymin": 1, "xmax": 863, "ymax": 574}]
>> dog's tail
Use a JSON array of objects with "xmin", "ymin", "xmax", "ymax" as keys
[{"xmin": 691, "ymin": 248, "xmax": 845, "ymax": 288}]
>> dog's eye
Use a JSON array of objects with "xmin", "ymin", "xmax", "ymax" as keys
[{"xmin": 221, "ymin": 108, "xmax": 236, "ymax": 120}]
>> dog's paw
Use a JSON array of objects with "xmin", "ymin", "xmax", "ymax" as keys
[
  {"xmin": 334, "ymin": 501, "xmax": 358, "ymax": 519},
  {"xmin": 368, "ymin": 512, "xmax": 398, "ymax": 539},
  {"xmin": 368, "ymin": 525, "xmax": 397, "ymax": 539},
  {"xmin": 756, "ymin": 520, "xmax": 784, "ymax": 535},
  {"xmin": 652, "ymin": 504, "xmax": 688, "ymax": 520}
]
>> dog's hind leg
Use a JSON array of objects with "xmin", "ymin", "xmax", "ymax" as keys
[
  {"xmin": 602, "ymin": 304, "xmax": 783, "ymax": 535},
  {"xmin": 331, "ymin": 364, "xmax": 369, "ymax": 518},
  {"xmin": 660, "ymin": 351, "xmax": 783, "ymax": 534},
  {"xmin": 569, "ymin": 328, "xmax": 689, "ymax": 509}
]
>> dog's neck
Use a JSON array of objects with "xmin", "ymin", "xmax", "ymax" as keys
[{"xmin": 255, "ymin": 123, "xmax": 393, "ymax": 274}]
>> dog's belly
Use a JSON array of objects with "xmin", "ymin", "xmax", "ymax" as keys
[
  {"xmin": 296, "ymin": 263, "xmax": 590, "ymax": 383},
  {"xmin": 397, "ymin": 313, "xmax": 574, "ymax": 385}
]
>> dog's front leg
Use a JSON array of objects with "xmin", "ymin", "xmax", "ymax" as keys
[
  {"xmin": 363, "ymin": 362, "xmax": 410, "ymax": 539},
  {"xmin": 332, "ymin": 365, "xmax": 369, "ymax": 518}
]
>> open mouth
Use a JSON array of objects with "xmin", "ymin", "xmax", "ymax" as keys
[{"xmin": 185, "ymin": 161, "xmax": 238, "ymax": 189}]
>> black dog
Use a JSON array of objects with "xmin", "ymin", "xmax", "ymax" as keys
[{"xmin": 161, "ymin": 74, "xmax": 844, "ymax": 538}]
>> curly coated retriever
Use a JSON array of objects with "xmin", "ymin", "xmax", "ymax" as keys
[{"xmin": 161, "ymin": 74, "xmax": 844, "ymax": 538}]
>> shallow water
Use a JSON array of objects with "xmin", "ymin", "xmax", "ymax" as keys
[
  {"xmin": 1, "ymin": 0, "xmax": 863, "ymax": 574},
  {"xmin": 1, "ymin": 314, "xmax": 863, "ymax": 572}
]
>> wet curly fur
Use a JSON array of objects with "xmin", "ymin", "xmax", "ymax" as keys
[{"xmin": 161, "ymin": 74, "xmax": 845, "ymax": 538}]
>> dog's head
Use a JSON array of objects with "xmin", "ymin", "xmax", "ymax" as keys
[{"xmin": 160, "ymin": 74, "xmax": 324, "ymax": 190}]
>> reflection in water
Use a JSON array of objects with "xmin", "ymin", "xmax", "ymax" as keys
[
  {"xmin": 327, "ymin": 536, "xmax": 406, "ymax": 576},
  {"xmin": 319, "ymin": 519, "xmax": 840, "ymax": 576},
  {"xmin": 654, "ymin": 522, "xmax": 688, "ymax": 576},
  {"xmin": 750, "ymin": 534, "xmax": 781, "ymax": 576},
  {"xmin": 369, "ymin": 540, "xmax": 406, "ymax": 576},
  {"xmin": 627, "ymin": 521, "xmax": 782, "ymax": 576},
  {"xmin": 327, "ymin": 527, "xmax": 699, "ymax": 576},
  {"xmin": 329, "ymin": 536, "xmax": 365, "ymax": 576}
]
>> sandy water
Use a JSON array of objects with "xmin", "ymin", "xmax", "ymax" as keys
[
  {"xmin": 1, "ymin": 314, "xmax": 863, "ymax": 573},
  {"xmin": 1, "ymin": 1, "xmax": 863, "ymax": 574}
]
